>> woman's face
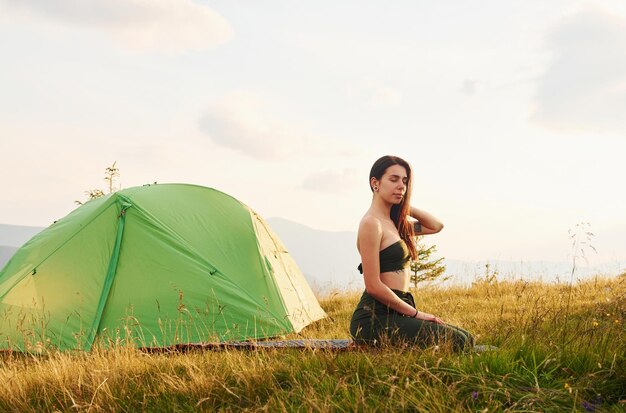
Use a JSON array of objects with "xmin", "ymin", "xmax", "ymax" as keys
[{"xmin": 374, "ymin": 164, "xmax": 408, "ymax": 204}]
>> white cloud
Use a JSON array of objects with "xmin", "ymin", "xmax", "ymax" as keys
[
  {"xmin": 531, "ymin": 6, "xmax": 626, "ymax": 133},
  {"xmin": 0, "ymin": 0, "xmax": 232, "ymax": 52},
  {"xmin": 459, "ymin": 79, "xmax": 479, "ymax": 96},
  {"xmin": 352, "ymin": 78, "xmax": 402, "ymax": 107},
  {"xmin": 199, "ymin": 92, "xmax": 360, "ymax": 161},
  {"xmin": 300, "ymin": 169, "xmax": 360, "ymax": 194}
]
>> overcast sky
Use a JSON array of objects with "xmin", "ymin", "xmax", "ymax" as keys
[{"xmin": 1, "ymin": 0, "xmax": 625, "ymax": 267}]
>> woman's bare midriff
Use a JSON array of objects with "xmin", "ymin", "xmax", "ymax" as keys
[{"xmin": 380, "ymin": 268, "xmax": 411, "ymax": 292}]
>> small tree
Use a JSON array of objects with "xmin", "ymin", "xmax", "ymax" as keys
[
  {"xmin": 104, "ymin": 162, "xmax": 120, "ymax": 194},
  {"xmin": 75, "ymin": 162, "xmax": 121, "ymax": 205},
  {"xmin": 410, "ymin": 239, "xmax": 448, "ymax": 288}
]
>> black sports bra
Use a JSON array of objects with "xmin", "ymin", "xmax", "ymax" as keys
[{"xmin": 357, "ymin": 239, "xmax": 411, "ymax": 274}]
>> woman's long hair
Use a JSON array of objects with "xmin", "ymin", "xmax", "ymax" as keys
[{"xmin": 369, "ymin": 155, "xmax": 417, "ymax": 260}]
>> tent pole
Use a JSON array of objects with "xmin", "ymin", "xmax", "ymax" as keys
[{"xmin": 84, "ymin": 200, "xmax": 132, "ymax": 350}]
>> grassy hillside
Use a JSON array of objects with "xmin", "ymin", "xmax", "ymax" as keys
[{"xmin": 1, "ymin": 276, "xmax": 624, "ymax": 412}]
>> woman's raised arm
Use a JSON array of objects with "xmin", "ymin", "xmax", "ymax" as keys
[{"xmin": 410, "ymin": 207, "xmax": 444, "ymax": 235}]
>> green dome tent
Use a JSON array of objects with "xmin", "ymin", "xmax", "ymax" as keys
[{"xmin": 0, "ymin": 184, "xmax": 326, "ymax": 351}]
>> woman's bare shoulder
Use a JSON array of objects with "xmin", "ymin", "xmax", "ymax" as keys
[
  {"xmin": 359, "ymin": 213, "xmax": 382, "ymax": 230},
  {"xmin": 357, "ymin": 214, "xmax": 383, "ymax": 252},
  {"xmin": 358, "ymin": 214, "xmax": 384, "ymax": 241}
]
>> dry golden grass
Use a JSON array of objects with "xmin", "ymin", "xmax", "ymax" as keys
[{"xmin": 1, "ymin": 275, "xmax": 624, "ymax": 412}]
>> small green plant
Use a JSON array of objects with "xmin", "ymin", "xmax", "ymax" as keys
[
  {"xmin": 475, "ymin": 262, "xmax": 499, "ymax": 285},
  {"xmin": 75, "ymin": 162, "xmax": 121, "ymax": 205}
]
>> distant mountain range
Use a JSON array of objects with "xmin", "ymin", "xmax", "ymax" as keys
[
  {"xmin": 266, "ymin": 218, "xmax": 363, "ymax": 294},
  {"xmin": 266, "ymin": 218, "xmax": 624, "ymax": 292},
  {"xmin": 0, "ymin": 224, "xmax": 45, "ymax": 269},
  {"xmin": 1, "ymin": 220, "xmax": 623, "ymax": 294},
  {"xmin": 0, "ymin": 224, "xmax": 44, "ymax": 247},
  {"xmin": 0, "ymin": 246, "xmax": 18, "ymax": 268}
]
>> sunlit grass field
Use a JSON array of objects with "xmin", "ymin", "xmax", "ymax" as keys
[{"xmin": 1, "ymin": 275, "xmax": 624, "ymax": 412}]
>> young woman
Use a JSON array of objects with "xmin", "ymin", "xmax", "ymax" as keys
[{"xmin": 349, "ymin": 155, "xmax": 473, "ymax": 351}]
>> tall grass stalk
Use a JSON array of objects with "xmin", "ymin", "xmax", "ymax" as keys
[{"xmin": 562, "ymin": 222, "xmax": 597, "ymax": 352}]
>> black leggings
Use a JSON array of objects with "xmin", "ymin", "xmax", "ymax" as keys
[{"xmin": 349, "ymin": 289, "xmax": 473, "ymax": 352}]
